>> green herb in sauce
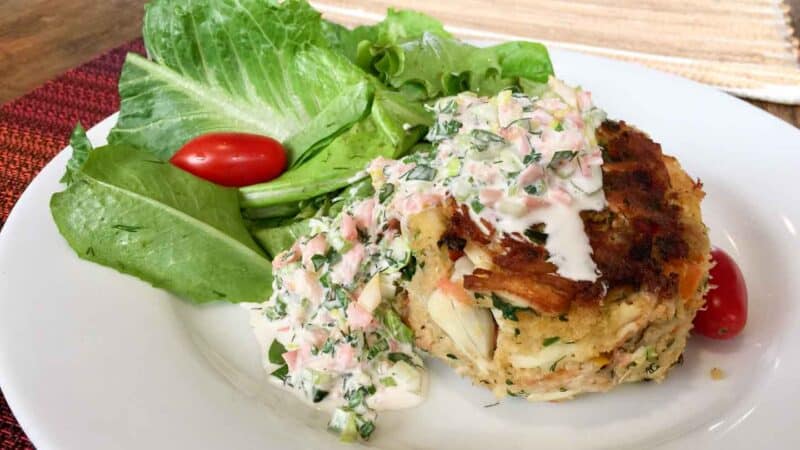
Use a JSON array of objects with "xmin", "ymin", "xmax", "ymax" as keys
[{"xmin": 405, "ymin": 165, "xmax": 437, "ymax": 181}]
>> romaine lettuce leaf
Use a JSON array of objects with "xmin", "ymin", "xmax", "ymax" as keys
[
  {"xmin": 239, "ymin": 89, "xmax": 431, "ymax": 208},
  {"xmin": 248, "ymin": 175, "xmax": 377, "ymax": 258},
  {"xmin": 60, "ymin": 123, "xmax": 93, "ymax": 185},
  {"xmin": 251, "ymin": 218, "xmax": 312, "ymax": 258},
  {"xmin": 109, "ymin": 0, "xmax": 371, "ymax": 165},
  {"xmin": 51, "ymin": 145, "xmax": 273, "ymax": 303}
]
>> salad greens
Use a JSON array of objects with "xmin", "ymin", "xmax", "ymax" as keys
[
  {"xmin": 250, "ymin": 218, "xmax": 311, "ymax": 259},
  {"xmin": 60, "ymin": 123, "xmax": 91, "ymax": 185},
  {"xmin": 51, "ymin": 0, "xmax": 554, "ymax": 304},
  {"xmin": 324, "ymin": 8, "xmax": 452, "ymax": 65},
  {"xmin": 51, "ymin": 144, "xmax": 272, "ymax": 302},
  {"xmin": 239, "ymin": 89, "xmax": 430, "ymax": 209},
  {"xmin": 363, "ymin": 33, "xmax": 553, "ymax": 100},
  {"xmin": 247, "ymin": 177, "xmax": 377, "ymax": 258},
  {"xmin": 111, "ymin": 0, "xmax": 371, "ymax": 165}
]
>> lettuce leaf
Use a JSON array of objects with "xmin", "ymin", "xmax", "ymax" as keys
[
  {"xmin": 492, "ymin": 41, "xmax": 556, "ymax": 81},
  {"xmin": 60, "ymin": 123, "xmax": 93, "ymax": 185},
  {"xmin": 249, "ymin": 174, "xmax": 376, "ymax": 258},
  {"xmin": 239, "ymin": 89, "xmax": 431, "ymax": 208},
  {"xmin": 51, "ymin": 145, "xmax": 272, "ymax": 303},
  {"xmin": 109, "ymin": 0, "xmax": 371, "ymax": 165},
  {"xmin": 251, "ymin": 218, "xmax": 312, "ymax": 258},
  {"xmin": 368, "ymin": 9, "xmax": 451, "ymax": 43},
  {"xmin": 365, "ymin": 33, "xmax": 554, "ymax": 100},
  {"xmin": 325, "ymin": 8, "xmax": 452, "ymax": 65}
]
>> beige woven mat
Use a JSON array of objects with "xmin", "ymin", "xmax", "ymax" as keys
[{"xmin": 313, "ymin": 0, "xmax": 800, "ymax": 104}]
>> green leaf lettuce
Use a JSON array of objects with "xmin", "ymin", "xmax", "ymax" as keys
[
  {"xmin": 60, "ymin": 123, "xmax": 93, "ymax": 185},
  {"xmin": 325, "ymin": 8, "xmax": 452, "ymax": 66},
  {"xmin": 365, "ymin": 33, "xmax": 554, "ymax": 100},
  {"xmin": 51, "ymin": 145, "xmax": 273, "ymax": 303},
  {"xmin": 239, "ymin": 89, "xmax": 431, "ymax": 208}
]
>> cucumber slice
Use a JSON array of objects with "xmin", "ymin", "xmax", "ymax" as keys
[{"xmin": 328, "ymin": 408, "xmax": 359, "ymax": 442}]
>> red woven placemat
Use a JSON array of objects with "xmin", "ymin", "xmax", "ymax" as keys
[{"xmin": 0, "ymin": 38, "xmax": 145, "ymax": 450}]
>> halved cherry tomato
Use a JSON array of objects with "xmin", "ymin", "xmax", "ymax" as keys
[
  {"xmin": 693, "ymin": 248, "xmax": 748, "ymax": 340},
  {"xmin": 170, "ymin": 132, "xmax": 287, "ymax": 187}
]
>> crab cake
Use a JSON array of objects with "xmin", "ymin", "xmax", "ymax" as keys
[{"xmin": 401, "ymin": 121, "xmax": 710, "ymax": 401}]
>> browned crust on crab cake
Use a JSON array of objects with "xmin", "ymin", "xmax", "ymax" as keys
[{"xmin": 401, "ymin": 120, "xmax": 711, "ymax": 401}]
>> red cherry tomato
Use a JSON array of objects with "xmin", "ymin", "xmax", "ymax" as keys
[
  {"xmin": 693, "ymin": 248, "xmax": 748, "ymax": 339},
  {"xmin": 170, "ymin": 132, "xmax": 287, "ymax": 187}
]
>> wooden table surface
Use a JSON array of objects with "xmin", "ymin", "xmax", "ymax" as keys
[{"xmin": 2, "ymin": 0, "xmax": 799, "ymax": 127}]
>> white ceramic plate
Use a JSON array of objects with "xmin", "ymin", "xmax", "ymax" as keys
[{"xmin": 1, "ymin": 48, "xmax": 799, "ymax": 450}]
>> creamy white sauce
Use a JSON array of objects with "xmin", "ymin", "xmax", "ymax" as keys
[
  {"xmin": 248, "ymin": 189, "xmax": 432, "ymax": 440},
  {"xmin": 245, "ymin": 303, "xmax": 338, "ymax": 411},
  {"xmin": 496, "ymin": 197, "xmax": 605, "ymax": 281},
  {"xmin": 246, "ymin": 302, "xmax": 425, "ymax": 413}
]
